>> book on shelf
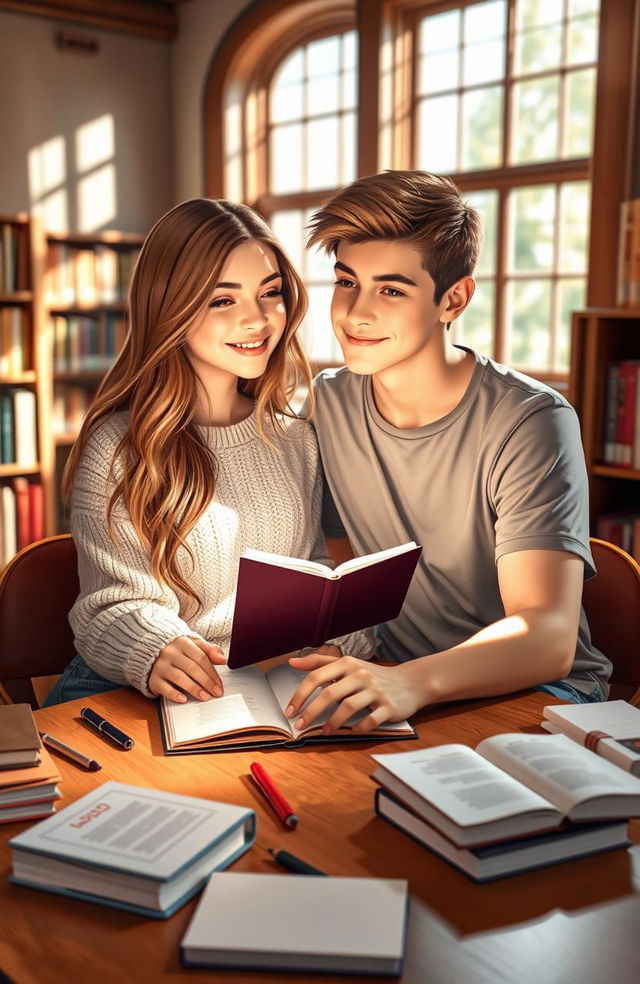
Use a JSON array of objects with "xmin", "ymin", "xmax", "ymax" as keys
[
  {"xmin": 0, "ymin": 388, "xmax": 37, "ymax": 465},
  {"xmin": 228, "ymin": 541, "xmax": 421, "ymax": 669},
  {"xmin": 9, "ymin": 781, "xmax": 256, "ymax": 918},
  {"xmin": 0, "ymin": 306, "xmax": 28, "ymax": 375},
  {"xmin": 53, "ymin": 314, "xmax": 126, "ymax": 373},
  {"xmin": 180, "ymin": 871, "xmax": 408, "ymax": 976},
  {"xmin": 0, "ymin": 480, "xmax": 44, "ymax": 565},
  {"xmin": 601, "ymin": 360, "xmax": 640, "ymax": 468},
  {"xmin": 375, "ymin": 788, "xmax": 629, "ymax": 882},
  {"xmin": 595, "ymin": 509, "xmax": 640, "ymax": 561},
  {"xmin": 45, "ymin": 241, "xmax": 140, "ymax": 307},
  {"xmin": 0, "ymin": 703, "xmax": 41, "ymax": 769},
  {"xmin": 541, "ymin": 700, "xmax": 640, "ymax": 776},
  {"xmin": 0, "ymin": 222, "xmax": 27, "ymax": 294},
  {"xmin": 159, "ymin": 663, "xmax": 416, "ymax": 755},
  {"xmin": 371, "ymin": 733, "xmax": 640, "ymax": 849},
  {"xmin": 0, "ymin": 745, "xmax": 62, "ymax": 824}
]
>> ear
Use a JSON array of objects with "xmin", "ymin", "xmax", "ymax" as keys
[{"xmin": 439, "ymin": 276, "xmax": 475, "ymax": 324}]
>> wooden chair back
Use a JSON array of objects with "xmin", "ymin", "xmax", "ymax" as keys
[
  {"xmin": 0, "ymin": 534, "xmax": 78, "ymax": 708},
  {"xmin": 584, "ymin": 537, "xmax": 640, "ymax": 706}
]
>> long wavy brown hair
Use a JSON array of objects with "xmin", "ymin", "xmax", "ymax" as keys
[{"xmin": 63, "ymin": 198, "xmax": 312, "ymax": 612}]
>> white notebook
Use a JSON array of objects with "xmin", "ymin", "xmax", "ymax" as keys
[{"xmin": 180, "ymin": 871, "xmax": 409, "ymax": 976}]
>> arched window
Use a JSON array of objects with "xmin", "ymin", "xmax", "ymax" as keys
[{"xmin": 205, "ymin": 0, "xmax": 634, "ymax": 384}]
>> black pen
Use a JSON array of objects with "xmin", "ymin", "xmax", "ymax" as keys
[
  {"xmin": 80, "ymin": 707, "xmax": 135, "ymax": 750},
  {"xmin": 268, "ymin": 848, "xmax": 327, "ymax": 876}
]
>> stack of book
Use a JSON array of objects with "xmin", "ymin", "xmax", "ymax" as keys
[
  {"xmin": 541, "ymin": 700, "xmax": 640, "ymax": 776},
  {"xmin": 372, "ymin": 732, "xmax": 640, "ymax": 882},
  {"xmin": 0, "ymin": 478, "xmax": 44, "ymax": 566},
  {"xmin": 602, "ymin": 361, "xmax": 640, "ymax": 470},
  {"xmin": 9, "ymin": 781, "xmax": 255, "ymax": 917},
  {"xmin": 0, "ymin": 704, "xmax": 61, "ymax": 823}
]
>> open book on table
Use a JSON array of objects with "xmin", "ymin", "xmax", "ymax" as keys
[
  {"xmin": 227, "ymin": 541, "xmax": 421, "ymax": 669},
  {"xmin": 372, "ymin": 733, "xmax": 640, "ymax": 849},
  {"xmin": 541, "ymin": 700, "xmax": 640, "ymax": 776},
  {"xmin": 159, "ymin": 664, "xmax": 416, "ymax": 755}
]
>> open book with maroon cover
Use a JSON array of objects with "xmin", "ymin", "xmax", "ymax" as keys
[{"xmin": 227, "ymin": 541, "xmax": 422, "ymax": 670}]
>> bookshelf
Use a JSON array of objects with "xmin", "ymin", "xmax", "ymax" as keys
[
  {"xmin": 43, "ymin": 230, "xmax": 143, "ymax": 532},
  {"xmin": 0, "ymin": 213, "xmax": 54, "ymax": 566},
  {"xmin": 569, "ymin": 308, "xmax": 640, "ymax": 537}
]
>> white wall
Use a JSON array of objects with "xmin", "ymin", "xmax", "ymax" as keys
[
  {"xmin": 171, "ymin": 0, "xmax": 251, "ymax": 202},
  {"xmin": 0, "ymin": 8, "xmax": 173, "ymax": 234}
]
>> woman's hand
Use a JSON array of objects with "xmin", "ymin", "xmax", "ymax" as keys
[
  {"xmin": 149, "ymin": 636, "xmax": 226, "ymax": 702},
  {"xmin": 285, "ymin": 652, "xmax": 427, "ymax": 733}
]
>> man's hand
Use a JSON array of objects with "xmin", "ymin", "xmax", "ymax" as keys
[
  {"xmin": 285, "ymin": 652, "xmax": 426, "ymax": 733},
  {"xmin": 149, "ymin": 636, "xmax": 226, "ymax": 703}
]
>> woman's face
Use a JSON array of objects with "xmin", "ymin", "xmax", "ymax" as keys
[{"xmin": 185, "ymin": 240, "xmax": 287, "ymax": 383}]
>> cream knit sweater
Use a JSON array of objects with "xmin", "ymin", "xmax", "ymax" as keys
[{"xmin": 69, "ymin": 409, "xmax": 371, "ymax": 697}]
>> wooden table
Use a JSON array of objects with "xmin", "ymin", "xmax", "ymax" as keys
[{"xmin": 1, "ymin": 689, "xmax": 639, "ymax": 984}]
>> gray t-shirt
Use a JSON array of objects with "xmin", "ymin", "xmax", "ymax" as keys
[{"xmin": 312, "ymin": 349, "xmax": 611, "ymax": 697}]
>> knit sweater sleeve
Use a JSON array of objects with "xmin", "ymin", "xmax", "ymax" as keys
[
  {"xmin": 68, "ymin": 417, "xmax": 199, "ymax": 697},
  {"xmin": 301, "ymin": 424, "xmax": 373, "ymax": 660}
]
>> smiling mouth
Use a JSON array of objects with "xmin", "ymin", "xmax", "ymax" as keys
[
  {"xmin": 344, "ymin": 332, "xmax": 386, "ymax": 346},
  {"xmin": 226, "ymin": 337, "xmax": 270, "ymax": 354}
]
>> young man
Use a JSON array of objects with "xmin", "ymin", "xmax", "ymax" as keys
[{"xmin": 285, "ymin": 170, "xmax": 611, "ymax": 735}]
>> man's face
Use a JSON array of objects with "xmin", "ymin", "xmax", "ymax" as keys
[{"xmin": 330, "ymin": 239, "xmax": 448, "ymax": 376}]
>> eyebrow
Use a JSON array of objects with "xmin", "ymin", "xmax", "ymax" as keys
[
  {"xmin": 334, "ymin": 261, "xmax": 417, "ymax": 287},
  {"xmin": 214, "ymin": 271, "xmax": 281, "ymax": 289}
]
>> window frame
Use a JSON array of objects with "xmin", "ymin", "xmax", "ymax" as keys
[{"xmin": 204, "ymin": 0, "xmax": 639, "ymax": 382}]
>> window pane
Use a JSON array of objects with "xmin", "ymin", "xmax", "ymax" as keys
[
  {"xmin": 270, "ymin": 210, "xmax": 304, "ymax": 272},
  {"xmin": 307, "ymin": 36, "xmax": 340, "ymax": 77},
  {"xmin": 510, "ymin": 185, "xmax": 556, "ymax": 272},
  {"xmin": 304, "ymin": 284, "xmax": 341, "ymax": 363},
  {"xmin": 306, "ymin": 116, "xmax": 339, "ymax": 190},
  {"xmin": 270, "ymin": 78, "xmax": 304, "ymax": 124},
  {"xmin": 270, "ymin": 123, "xmax": 303, "ymax": 193},
  {"xmin": 463, "ymin": 38, "xmax": 505, "ymax": 86},
  {"xmin": 463, "ymin": 0, "xmax": 505, "ymax": 43},
  {"xmin": 517, "ymin": 0, "xmax": 561, "ymax": 29},
  {"xmin": 342, "ymin": 111, "xmax": 356, "ymax": 184},
  {"xmin": 465, "ymin": 190, "xmax": 498, "ymax": 276},
  {"xmin": 556, "ymin": 277, "xmax": 585, "ymax": 370},
  {"xmin": 455, "ymin": 279, "xmax": 495, "ymax": 354},
  {"xmin": 342, "ymin": 31, "xmax": 357, "ymax": 70},
  {"xmin": 565, "ymin": 68, "xmax": 596, "ymax": 157},
  {"xmin": 559, "ymin": 181, "xmax": 590, "ymax": 272},
  {"xmin": 515, "ymin": 24, "xmax": 563, "ymax": 74},
  {"xmin": 274, "ymin": 49, "xmax": 304, "ymax": 87},
  {"xmin": 462, "ymin": 86, "xmax": 503, "ymax": 170},
  {"xmin": 568, "ymin": 13, "xmax": 599, "ymax": 64},
  {"xmin": 308, "ymin": 74, "xmax": 340, "ymax": 116},
  {"xmin": 419, "ymin": 51, "xmax": 459, "ymax": 95},
  {"xmin": 570, "ymin": 0, "xmax": 599, "ymax": 18},
  {"xmin": 507, "ymin": 279, "xmax": 552, "ymax": 368},
  {"xmin": 417, "ymin": 95, "xmax": 458, "ymax": 173},
  {"xmin": 419, "ymin": 9, "xmax": 461, "ymax": 54},
  {"xmin": 512, "ymin": 75, "xmax": 559, "ymax": 163},
  {"xmin": 342, "ymin": 68, "xmax": 356, "ymax": 110}
]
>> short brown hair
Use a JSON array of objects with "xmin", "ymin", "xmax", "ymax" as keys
[{"xmin": 307, "ymin": 170, "xmax": 482, "ymax": 303}]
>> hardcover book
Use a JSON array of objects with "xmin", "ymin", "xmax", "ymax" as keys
[
  {"xmin": 375, "ymin": 788, "xmax": 629, "ymax": 882},
  {"xmin": 372, "ymin": 733, "xmax": 640, "ymax": 849},
  {"xmin": 180, "ymin": 871, "xmax": 408, "ymax": 976},
  {"xmin": 228, "ymin": 541, "xmax": 421, "ymax": 669},
  {"xmin": 541, "ymin": 700, "xmax": 640, "ymax": 777},
  {"xmin": 159, "ymin": 663, "xmax": 416, "ymax": 754},
  {"xmin": 9, "ymin": 781, "xmax": 256, "ymax": 917}
]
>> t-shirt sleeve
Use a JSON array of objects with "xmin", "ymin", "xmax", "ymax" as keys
[{"xmin": 489, "ymin": 402, "xmax": 595, "ymax": 579}]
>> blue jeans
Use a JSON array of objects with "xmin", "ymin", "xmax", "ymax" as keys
[
  {"xmin": 43, "ymin": 653, "xmax": 125, "ymax": 706},
  {"xmin": 535, "ymin": 680, "xmax": 604, "ymax": 704}
]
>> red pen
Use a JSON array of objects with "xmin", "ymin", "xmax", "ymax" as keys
[{"xmin": 249, "ymin": 762, "xmax": 298, "ymax": 829}]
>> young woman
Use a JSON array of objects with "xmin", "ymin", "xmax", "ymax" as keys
[{"xmin": 45, "ymin": 199, "xmax": 370, "ymax": 706}]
